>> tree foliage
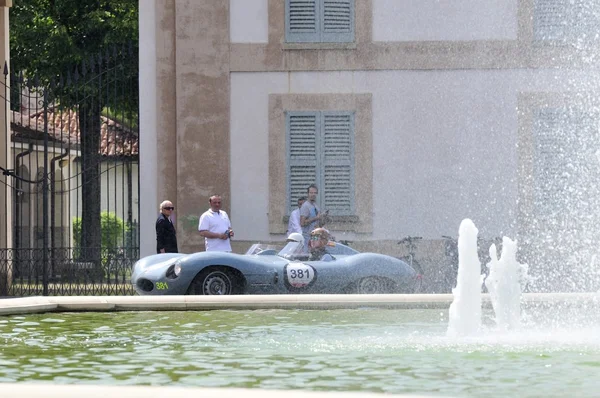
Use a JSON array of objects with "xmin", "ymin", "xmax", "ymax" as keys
[
  {"xmin": 10, "ymin": 0, "xmax": 138, "ymax": 78},
  {"xmin": 10, "ymin": 1, "xmax": 139, "ymax": 260}
]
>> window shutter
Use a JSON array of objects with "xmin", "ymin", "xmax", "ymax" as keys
[
  {"xmin": 533, "ymin": 0, "xmax": 568, "ymax": 41},
  {"xmin": 321, "ymin": 112, "xmax": 354, "ymax": 215},
  {"xmin": 287, "ymin": 112, "xmax": 319, "ymax": 214},
  {"xmin": 286, "ymin": 0, "xmax": 320, "ymax": 43},
  {"xmin": 534, "ymin": 0, "xmax": 600, "ymax": 43},
  {"xmin": 533, "ymin": 108, "xmax": 568, "ymax": 212},
  {"xmin": 321, "ymin": 0, "xmax": 354, "ymax": 43},
  {"xmin": 533, "ymin": 108, "xmax": 600, "ymax": 217}
]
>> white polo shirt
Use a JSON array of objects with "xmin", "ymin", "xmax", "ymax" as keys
[
  {"xmin": 287, "ymin": 208, "xmax": 302, "ymax": 235},
  {"xmin": 198, "ymin": 209, "xmax": 232, "ymax": 252}
]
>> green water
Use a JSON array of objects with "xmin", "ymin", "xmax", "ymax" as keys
[{"xmin": 0, "ymin": 309, "xmax": 599, "ymax": 397}]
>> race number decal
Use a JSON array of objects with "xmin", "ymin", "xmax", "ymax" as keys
[{"xmin": 284, "ymin": 263, "xmax": 317, "ymax": 290}]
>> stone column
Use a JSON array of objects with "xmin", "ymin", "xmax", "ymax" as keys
[
  {"xmin": 175, "ymin": 1, "xmax": 230, "ymax": 253},
  {"xmin": 0, "ymin": 0, "xmax": 12, "ymax": 295}
]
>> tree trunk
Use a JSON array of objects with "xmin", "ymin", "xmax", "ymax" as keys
[{"xmin": 78, "ymin": 102, "xmax": 102, "ymax": 270}]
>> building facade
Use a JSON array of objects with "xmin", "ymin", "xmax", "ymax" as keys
[{"xmin": 140, "ymin": 0, "xmax": 600, "ymax": 290}]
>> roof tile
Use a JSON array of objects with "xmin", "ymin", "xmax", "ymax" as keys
[{"xmin": 10, "ymin": 107, "xmax": 139, "ymax": 157}]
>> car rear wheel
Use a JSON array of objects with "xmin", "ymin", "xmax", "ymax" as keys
[
  {"xmin": 356, "ymin": 277, "xmax": 395, "ymax": 294},
  {"xmin": 188, "ymin": 268, "xmax": 240, "ymax": 295}
]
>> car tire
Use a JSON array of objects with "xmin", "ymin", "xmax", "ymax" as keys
[
  {"xmin": 188, "ymin": 268, "xmax": 240, "ymax": 295},
  {"xmin": 355, "ymin": 276, "xmax": 394, "ymax": 294}
]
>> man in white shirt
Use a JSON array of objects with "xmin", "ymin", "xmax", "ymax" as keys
[
  {"xmin": 287, "ymin": 196, "xmax": 306, "ymax": 235},
  {"xmin": 198, "ymin": 195, "xmax": 234, "ymax": 252}
]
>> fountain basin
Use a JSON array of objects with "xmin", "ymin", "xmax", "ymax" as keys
[{"xmin": 1, "ymin": 294, "xmax": 599, "ymax": 397}]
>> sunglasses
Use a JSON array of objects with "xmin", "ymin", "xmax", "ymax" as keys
[
  {"xmin": 310, "ymin": 235, "xmax": 322, "ymax": 241},
  {"xmin": 163, "ymin": 207, "xmax": 175, "ymax": 210}
]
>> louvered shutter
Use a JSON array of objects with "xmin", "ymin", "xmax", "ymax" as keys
[
  {"xmin": 533, "ymin": 108, "xmax": 567, "ymax": 212},
  {"xmin": 533, "ymin": 0, "xmax": 568, "ymax": 41},
  {"xmin": 286, "ymin": 0, "xmax": 320, "ymax": 43},
  {"xmin": 287, "ymin": 112, "xmax": 319, "ymax": 214},
  {"xmin": 534, "ymin": 0, "xmax": 600, "ymax": 43},
  {"xmin": 321, "ymin": 112, "xmax": 354, "ymax": 215},
  {"xmin": 533, "ymin": 108, "xmax": 600, "ymax": 217},
  {"xmin": 321, "ymin": 0, "xmax": 354, "ymax": 43}
]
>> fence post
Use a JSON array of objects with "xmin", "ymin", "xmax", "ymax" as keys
[
  {"xmin": 0, "ymin": 62, "xmax": 12, "ymax": 296},
  {"xmin": 42, "ymin": 90, "xmax": 49, "ymax": 296}
]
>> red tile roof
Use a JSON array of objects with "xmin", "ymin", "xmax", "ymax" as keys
[{"xmin": 10, "ymin": 107, "xmax": 139, "ymax": 157}]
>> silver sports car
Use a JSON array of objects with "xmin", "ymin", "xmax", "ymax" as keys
[{"xmin": 132, "ymin": 241, "xmax": 419, "ymax": 295}]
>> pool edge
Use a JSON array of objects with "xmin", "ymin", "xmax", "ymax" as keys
[{"xmin": 0, "ymin": 293, "xmax": 598, "ymax": 315}]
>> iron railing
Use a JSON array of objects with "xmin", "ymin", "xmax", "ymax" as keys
[
  {"xmin": 0, "ymin": 247, "xmax": 137, "ymax": 296},
  {"xmin": 0, "ymin": 45, "xmax": 139, "ymax": 296}
]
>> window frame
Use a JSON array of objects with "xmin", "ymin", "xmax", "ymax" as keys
[{"xmin": 268, "ymin": 93, "xmax": 372, "ymax": 235}]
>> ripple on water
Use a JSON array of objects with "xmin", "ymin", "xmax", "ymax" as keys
[{"xmin": 0, "ymin": 309, "xmax": 599, "ymax": 398}]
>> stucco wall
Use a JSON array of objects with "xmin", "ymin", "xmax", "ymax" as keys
[
  {"xmin": 230, "ymin": 0, "xmax": 268, "ymax": 43},
  {"xmin": 231, "ymin": 69, "xmax": 600, "ymax": 243},
  {"xmin": 373, "ymin": 0, "xmax": 518, "ymax": 41}
]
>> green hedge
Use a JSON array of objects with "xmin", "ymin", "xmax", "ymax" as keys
[{"xmin": 73, "ymin": 212, "xmax": 124, "ymax": 262}]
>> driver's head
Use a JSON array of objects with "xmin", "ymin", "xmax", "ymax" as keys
[
  {"xmin": 286, "ymin": 232, "xmax": 304, "ymax": 246},
  {"xmin": 309, "ymin": 228, "xmax": 329, "ymax": 251}
]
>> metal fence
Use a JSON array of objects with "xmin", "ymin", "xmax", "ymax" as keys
[{"xmin": 0, "ymin": 45, "xmax": 139, "ymax": 296}]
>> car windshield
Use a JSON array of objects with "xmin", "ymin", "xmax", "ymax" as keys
[
  {"xmin": 277, "ymin": 241, "xmax": 305, "ymax": 257},
  {"xmin": 245, "ymin": 243, "xmax": 279, "ymax": 255}
]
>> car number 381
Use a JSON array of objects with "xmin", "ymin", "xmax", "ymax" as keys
[{"xmin": 284, "ymin": 263, "xmax": 317, "ymax": 289}]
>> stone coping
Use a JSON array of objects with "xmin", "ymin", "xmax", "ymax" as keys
[
  {"xmin": 0, "ymin": 293, "xmax": 598, "ymax": 316},
  {"xmin": 1, "ymin": 384, "xmax": 430, "ymax": 398}
]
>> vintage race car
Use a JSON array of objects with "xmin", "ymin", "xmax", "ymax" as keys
[{"xmin": 131, "ymin": 241, "xmax": 419, "ymax": 295}]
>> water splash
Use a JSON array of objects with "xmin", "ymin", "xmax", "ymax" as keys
[
  {"xmin": 485, "ymin": 237, "xmax": 529, "ymax": 331},
  {"xmin": 447, "ymin": 219, "xmax": 484, "ymax": 337}
]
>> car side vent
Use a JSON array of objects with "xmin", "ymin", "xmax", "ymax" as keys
[{"xmin": 137, "ymin": 278, "xmax": 154, "ymax": 292}]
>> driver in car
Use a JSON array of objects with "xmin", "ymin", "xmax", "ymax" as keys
[
  {"xmin": 308, "ymin": 228, "xmax": 333, "ymax": 261},
  {"xmin": 286, "ymin": 232, "xmax": 305, "ymax": 246}
]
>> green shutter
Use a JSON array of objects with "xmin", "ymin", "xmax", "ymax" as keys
[
  {"xmin": 287, "ymin": 112, "xmax": 319, "ymax": 213},
  {"xmin": 321, "ymin": 112, "xmax": 354, "ymax": 215},
  {"xmin": 321, "ymin": 0, "xmax": 354, "ymax": 43},
  {"xmin": 286, "ymin": 0, "xmax": 320, "ymax": 43}
]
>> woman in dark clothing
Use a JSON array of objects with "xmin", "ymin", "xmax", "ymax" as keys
[{"xmin": 156, "ymin": 200, "xmax": 178, "ymax": 253}]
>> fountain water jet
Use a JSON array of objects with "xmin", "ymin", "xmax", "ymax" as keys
[
  {"xmin": 447, "ymin": 218, "xmax": 484, "ymax": 337},
  {"xmin": 485, "ymin": 237, "xmax": 529, "ymax": 330},
  {"xmin": 448, "ymin": 219, "xmax": 531, "ymax": 336}
]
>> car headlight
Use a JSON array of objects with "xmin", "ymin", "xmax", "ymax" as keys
[{"xmin": 166, "ymin": 263, "xmax": 182, "ymax": 279}]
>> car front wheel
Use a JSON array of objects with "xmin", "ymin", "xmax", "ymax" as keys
[{"xmin": 188, "ymin": 268, "xmax": 239, "ymax": 295}]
